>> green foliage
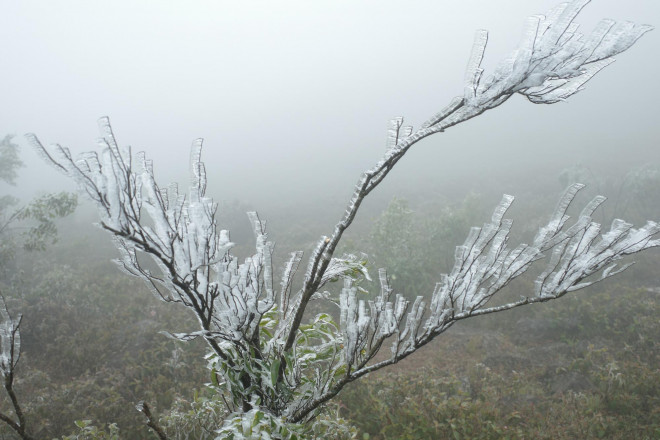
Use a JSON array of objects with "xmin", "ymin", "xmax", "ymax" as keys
[
  {"xmin": 203, "ymin": 310, "xmax": 344, "ymax": 422},
  {"xmin": 213, "ymin": 401, "xmax": 357, "ymax": 440},
  {"xmin": 16, "ymin": 192, "xmax": 78, "ymax": 251},
  {"xmin": 175, "ymin": 306, "xmax": 355, "ymax": 437},
  {"xmin": 160, "ymin": 391, "xmax": 229, "ymax": 439},
  {"xmin": 161, "ymin": 389, "xmax": 357, "ymax": 439},
  {"xmin": 362, "ymin": 194, "xmax": 485, "ymax": 298},
  {"xmin": 215, "ymin": 404, "xmax": 309, "ymax": 440},
  {"xmin": 0, "ymin": 133, "xmax": 77, "ymax": 275},
  {"xmin": 60, "ymin": 420, "xmax": 120, "ymax": 440}
]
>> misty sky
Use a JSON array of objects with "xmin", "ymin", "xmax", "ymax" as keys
[{"xmin": 2, "ymin": 0, "xmax": 658, "ymax": 217}]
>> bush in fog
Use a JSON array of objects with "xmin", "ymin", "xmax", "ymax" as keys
[
  {"xmin": 1, "ymin": 0, "xmax": 655, "ymax": 438},
  {"xmin": 0, "ymin": 135, "xmax": 77, "ymax": 273}
]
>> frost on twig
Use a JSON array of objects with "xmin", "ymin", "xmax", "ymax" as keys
[
  {"xmin": 419, "ymin": 0, "xmax": 654, "ymax": 138},
  {"xmin": 466, "ymin": 0, "xmax": 653, "ymax": 106},
  {"xmin": 0, "ymin": 295, "xmax": 34, "ymax": 440},
  {"xmin": 340, "ymin": 184, "xmax": 660, "ymax": 372},
  {"xmin": 287, "ymin": 184, "xmax": 660, "ymax": 422},
  {"xmin": 28, "ymin": 0, "xmax": 653, "ymax": 430},
  {"xmin": 29, "ymin": 120, "xmax": 280, "ymax": 349}
]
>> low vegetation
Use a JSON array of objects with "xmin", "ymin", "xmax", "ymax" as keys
[{"xmin": 1, "ymin": 181, "xmax": 658, "ymax": 438}]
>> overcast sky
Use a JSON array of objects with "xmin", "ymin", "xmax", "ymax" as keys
[{"xmin": 2, "ymin": 0, "xmax": 658, "ymax": 217}]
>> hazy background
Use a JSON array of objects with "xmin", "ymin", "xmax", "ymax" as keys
[{"xmin": 2, "ymin": 0, "xmax": 658, "ymax": 227}]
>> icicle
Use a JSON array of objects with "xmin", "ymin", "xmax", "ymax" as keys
[
  {"xmin": 544, "ymin": 0, "xmax": 590, "ymax": 48},
  {"xmin": 280, "ymin": 251, "xmax": 303, "ymax": 318},
  {"xmin": 400, "ymin": 126, "xmax": 413, "ymax": 140},
  {"xmin": 534, "ymin": 183, "xmax": 584, "ymax": 246},
  {"xmin": 385, "ymin": 117, "xmax": 404, "ymax": 152},
  {"xmin": 189, "ymin": 138, "xmax": 205, "ymax": 200},
  {"xmin": 491, "ymin": 194, "xmax": 514, "ymax": 224},
  {"xmin": 465, "ymin": 30, "xmax": 488, "ymax": 102},
  {"xmin": 97, "ymin": 116, "xmax": 127, "ymax": 165},
  {"xmin": 509, "ymin": 16, "xmax": 541, "ymax": 86}
]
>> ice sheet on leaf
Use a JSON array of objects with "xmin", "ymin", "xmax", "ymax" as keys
[{"xmin": 462, "ymin": 0, "xmax": 652, "ymax": 106}]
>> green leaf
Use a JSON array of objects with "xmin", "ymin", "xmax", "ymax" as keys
[
  {"xmin": 210, "ymin": 368, "xmax": 219, "ymax": 387},
  {"xmin": 270, "ymin": 359, "xmax": 281, "ymax": 388}
]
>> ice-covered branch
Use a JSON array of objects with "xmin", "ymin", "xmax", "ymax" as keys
[
  {"xmin": 281, "ymin": 0, "xmax": 652, "ymax": 355},
  {"xmin": 28, "ymin": 120, "xmax": 281, "ymax": 364},
  {"xmin": 463, "ymin": 0, "xmax": 653, "ymax": 106},
  {"xmin": 0, "ymin": 295, "xmax": 34, "ymax": 440},
  {"xmin": 289, "ymin": 184, "xmax": 660, "ymax": 422}
]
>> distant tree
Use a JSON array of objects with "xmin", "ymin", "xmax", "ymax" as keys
[
  {"xmin": 0, "ymin": 136, "xmax": 77, "ymax": 270},
  {"xmin": 0, "ymin": 135, "xmax": 23, "ymax": 186},
  {"xmin": 0, "ymin": 135, "xmax": 76, "ymax": 439},
  {"xmin": 365, "ymin": 194, "xmax": 486, "ymax": 298},
  {"xmin": 12, "ymin": 0, "xmax": 658, "ymax": 438}
]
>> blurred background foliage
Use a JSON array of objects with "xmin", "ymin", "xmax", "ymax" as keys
[{"xmin": 0, "ymin": 156, "xmax": 659, "ymax": 438}]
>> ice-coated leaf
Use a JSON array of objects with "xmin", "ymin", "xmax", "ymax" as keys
[
  {"xmin": 385, "ymin": 117, "xmax": 404, "ymax": 152},
  {"xmin": 465, "ymin": 29, "xmax": 488, "ymax": 102}
]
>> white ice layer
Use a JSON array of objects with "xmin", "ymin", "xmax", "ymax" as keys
[
  {"xmin": 26, "ymin": 0, "xmax": 655, "ymax": 427},
  {"xmin": 331, "ymin": 184, "xmax": 660, "ymax": 376}
]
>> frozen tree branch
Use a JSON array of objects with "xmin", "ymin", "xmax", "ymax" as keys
[
  {"xmin": 27, "ymin": 0, "xmax": 654, "ymax": 432},
  {"xmin": 279, "ymin": 0, "xmax": 653, "ymax": 357},
  {"xmin": 0, "ymin": 294, "xmax": 34, "ymax": 440},
  {"xmin": 136, "ymin": 401, "xmax": 169, "ymax": 440},
  {"xmin": 285, "ymin": 185, "xmax": 660, "ymax": 422}
]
